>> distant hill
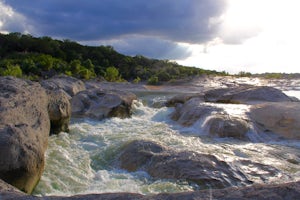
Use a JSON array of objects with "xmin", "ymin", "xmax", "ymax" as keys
[{"xmin": 0, "ymin": 32, "xmax": 227, "ymax": 83}]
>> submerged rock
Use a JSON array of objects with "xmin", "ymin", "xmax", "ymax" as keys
[
  {"xmin": 207, "ymin": 115, "xmax": 249, "ymax": 139},
  {"xmin": 71, "ymin": 89, "xmax": 137, "ymax": 120},
  {"xmin": 46, "ymin": 89, "xmax": 71, "ymax": 135},
  {"xmin": 250, "ymin": 102, "xmax": 300, "ymax": 139},
  {"xmin": 41, "ymin": 75, "xmax": 86, "ymax": 98},
  {"xmin": 119, "ymin": 140, "xmax": 253, "ymax": 189},
  {"xmin": 0, "ymin": 77, "xmax": 50, "ymax": 194},
  {"xmin": 204, "ymin": 86, "xmax": 294, "ymax": 104}
]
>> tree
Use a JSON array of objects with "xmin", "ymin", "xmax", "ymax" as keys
[
  {"xmin": 1, "ymin": 64, "xmax": 23, "ymax": 77},
  {"xmin": 83, "ymin": 59, "xmax": 94, "ymax": 71},
  {"xmin": 104, "ymin": 66, "xmax": 121, "ymax": 82},
  {"xmin": 70, "ymin": 59, "xmax": 82, "ymax": 74},
  {"xmin": 147, "ymin": 76, "xmax": 159, "ymax": 85}
]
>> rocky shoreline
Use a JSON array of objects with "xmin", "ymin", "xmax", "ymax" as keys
[{"xmin": 0, "ymin": 75, "xmax": 300, "ymax": 199}]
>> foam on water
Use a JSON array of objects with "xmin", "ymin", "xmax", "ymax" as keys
[{"xmin": 34, "ymin": 95, "xmax": 300, "ymax": 196}]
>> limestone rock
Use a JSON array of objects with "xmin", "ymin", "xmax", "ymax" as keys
[
  {"xmin": 207, "ymin": 115, "xmax": 249, "ymax": 139},
  {"xmin": 46, "ymin": 89, "xmax": 71, "ymax": 135},
  {"xmin": 119, "ymin": 140, "xmax": 166, "ymax": 171},
  {"xmin": 204, "ymin": 86, "xmax": 294, "ymax": 104},
  {"xmin": 165, "ymin": 94, "xmax": 204, "ymax": 107},
  {"xmin": 170, "ymin": 98, "xmax": 222, "ymax": 126},
  {"xmin": 0, "ymin": 77, "xmax": 50, "ymax": 193},
  {"xmin": 71, "ymin": 89, "xmax": 137, "ymax": 120},
  {"xmin": 41, "ymin": 75, "xmax": 86, "ymax": 97},
  {"xmin": 119, "ymin": 140, "xmax": 252, "ymax": 189},
  {"xmin": 250, "ymin": 102, "xmax": 300, "ymax": 139}
]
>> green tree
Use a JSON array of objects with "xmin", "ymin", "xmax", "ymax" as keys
[
  {"xmin": 70, "ymin": 59, "xmax": 82, "ymax": 74},
  {"xmin": 133, "ymin": 77, "xmax": 141, "ymax": 84},
  {"xmin": 147, "ymin": 76, "xmax": 159, "ymax": 85},
  {"xmin": 83, "ymin": 59, "xmax": 94, "ymax": 71},
  {"xmin": 104, "ymin": 66, "xmax": 121, "ymax": 82},
  {"xmin": 1, "ymin": 64, "xmax": 23, "ymax": 77},
  {"xmin": 36, "ymin": 54, "xmax": 54, "ymax": 71}
]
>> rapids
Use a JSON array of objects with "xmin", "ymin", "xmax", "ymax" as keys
[{"xmin": 33, "ymin": 78, "xmax": 300, "ymax": 196}]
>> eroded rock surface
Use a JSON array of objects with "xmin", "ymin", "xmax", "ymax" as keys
[
  {"xmin": 119, "ymin": 140, "xmax": 256, "ymax": 189},
  {"xmin": 207, "ymin": 115, "xmax": 249, "ymax": 139},
  {"xmin": 0, "ymin": 77, "xmax": 50, "ymax": 193},
  {"xmin": 41, "ymin": 75, "xmax": 86, "ymax": 98},
  {"xmin": 46, "ymin": 89, "xmax": 71, "ymax": 135},
  {"xmin": 250, "ymin": 102, "xmax": 300, "ymax": 139},
  {"xmin": 71, "ymin": 89, "xmax": 137, "ymax": 120},
  {"xmin": 165, "ymin": 94, "xmax": 204, "ymax": 107},
  {"xmin": 204, "ymin": 86, "xmax": 294, "ymax": 104},
  {"xmin": 170, "ymin": 98, "xmax": 222, "ymax": 126}
]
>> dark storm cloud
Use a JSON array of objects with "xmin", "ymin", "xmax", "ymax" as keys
[
  {"xmin": 2, "ymin": 0, "xmax": 227, "ymax": 60},
  {"xmin": 6, "ymin": 0, "xmax": 226, "ymax": 43},
  {"xmin": 100, "ymin": 37, "xmax": 192, "ymax": 60}
]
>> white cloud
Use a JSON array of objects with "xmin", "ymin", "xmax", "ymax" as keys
[
  {"xmin": 178, "ymin": 0, "xmax": 300, "ymax": 74},
  {"xmin": 0, "ymin": 1, "xmax": 30, "ymax": 33}
]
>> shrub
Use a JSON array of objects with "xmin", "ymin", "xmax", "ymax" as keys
[
  {"xmin": 147, "ymin": 76, "xmax": 159, "ymax": 85},
  {"xmin": 1, "ymin": 64, "xmax": 23, "ymax": 77}
]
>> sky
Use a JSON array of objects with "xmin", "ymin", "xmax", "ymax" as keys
[{"xmin": 0, "ymin": 0, "xmax": 300, "ymax": 74}]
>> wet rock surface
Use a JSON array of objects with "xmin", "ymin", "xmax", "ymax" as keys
[
  {"xmin": 71, "ymin": 88, "xmax": 137, "ymax": 120},
  {"xmin": 250, "ymin": 102, "xmax": 300, "ymax": 139},
  {"xmin": 207, "ymin": 115, "xmax": 249, "ymax": 139},
  {"xmin": 170, "ymin": 97, "xmax": 222, "ymax": 126},
  {"xmin": 1, "ymin": 180, "xmax": 300, "ymax": 200},
  {"xmin": 0, "ymin": 77, "xmax": 50, "ymax": 193},
  {"xmin": 118, "ymin": 140, "xmax": 285, "ymax": 189}
]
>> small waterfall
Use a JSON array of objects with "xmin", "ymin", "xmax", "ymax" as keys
[{"xmin": 34, "ymin": 93, "xmax": 300, "ymax": 196}]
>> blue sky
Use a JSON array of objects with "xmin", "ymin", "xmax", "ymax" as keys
[{"xmin": 1, "ymin": 0, "xmax": 300, "ymax": 73}]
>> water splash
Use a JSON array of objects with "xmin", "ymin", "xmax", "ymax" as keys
[{"xmin": 34, "ymin": 96, "xmax": 300, "ymax": 196}]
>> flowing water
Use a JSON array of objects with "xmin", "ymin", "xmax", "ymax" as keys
[{"xmin": 33, "ymin": 80, "xmax": 300, "ymax": 197}]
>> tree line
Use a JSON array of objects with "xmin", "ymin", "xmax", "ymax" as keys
[{"xmin": 0, "ymin": 32, "xmax": 229, "ymax": 83}]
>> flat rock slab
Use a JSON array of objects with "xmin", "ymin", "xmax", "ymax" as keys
[{"xmin": 204, "ymin": 86, "xmax": 295, "ymax": 104}]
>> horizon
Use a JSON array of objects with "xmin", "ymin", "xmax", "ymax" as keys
[{"xmin": 1, "ymin": 0, "xmax": 300, "ymax": 74}]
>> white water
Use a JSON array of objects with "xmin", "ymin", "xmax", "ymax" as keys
[{"xmin": 33, "ymin": 89, "xmax": 300, "ymax": 196}]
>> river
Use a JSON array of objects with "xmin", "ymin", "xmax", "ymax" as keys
[{"xmin": 33, "ymin": 77, "xmax": 300, "ymax": 196}]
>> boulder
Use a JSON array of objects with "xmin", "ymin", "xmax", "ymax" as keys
[
  {"xmin": 147, "ymin": 151, "xmax": 251, "ymax": 188},
  {"xmin": 46, "ymin": 89, "xmax": 71, "ymax": 135},
  {"xmin": 71, "ymin": 89, "xmax": 137, "ymax": 120},
  {"xmin": 204, "ymin": 86, "xmax": 294, "ymax": 104},
  {"xmin": 0, "ymin": 77, "xmax": 50, "ymax": 194},
  {"xmin": 250, "ymin": 102, "xmax": 300, "ymax": 139},
  {"xmin": 40, "ymin": 75, "xmax": 86, "ymax": 98},
  {"xmin": 206, "ymin": 115, "xmax": 249, "ymax": 139},
  {"xmin": 119, "ymin": 140, "xmax": 252, "ymax": 189},
  {"xmin": 119, "ymin": 140, "xmax": 166, "ymax": 171},
  {"xmin": 165, "ymin": 94, "xmax": 204, "ymax": 107},
  {"xmin": 170, "ymin": 98, "xmax": 223, "ymax": 126}
]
